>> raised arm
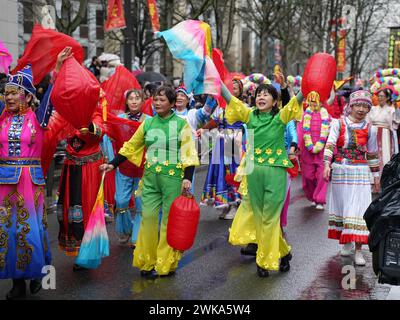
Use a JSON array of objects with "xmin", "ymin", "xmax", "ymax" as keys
[
  {"xmin": 221, "ymin": 82, "xmax": 251, "ymax": 124},
  {"xmin": 279, "ymin": 92, "xmax": 303, "ymax": 125}
]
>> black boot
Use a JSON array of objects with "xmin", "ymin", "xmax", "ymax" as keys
[
  {"xmin": 6, "ymin": 279, "xmax": 26, "ymax": 300},
  {"xmin": 30, "ymin": 279, "xmax": 42, "ymax": 295},
  {"xmin": 257, "ymin": 265, "xmax": 269, "ymax": 278},
  {"xmin": 140, "ymin": 269, "xmax": 157, "ymax": 279},
  {"xmin": 73, "ymin": 264, "xmax": 89, "ymax": 272},
  {"xmin": 240, "ymin": 243, "xmax": 258, "ymax": 256},
  {"xmin": 279, "ymin": 253, "xmax": 292, "ymax": 272}
]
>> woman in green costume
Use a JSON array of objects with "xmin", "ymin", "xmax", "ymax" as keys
[
  {"xmin": 100, "ymin": 86, "xmax": 199, "ymax": 278},
  {"xmin": 222, "ymin": 83, "xmax": 303, "ymax": 277}
]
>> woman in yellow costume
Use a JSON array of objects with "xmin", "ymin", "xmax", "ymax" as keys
[
  {"xmin": 222, "ymin": 82, "xmax": 304, "ymax": 277},
  {"xmin": 100, "ymin": 86, "xmax": 199, "ymax": 278}
]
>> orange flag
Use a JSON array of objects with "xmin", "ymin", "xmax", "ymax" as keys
[
  {"xmin": 105, "ymin": 0, "xmax": 126, "ymax": 32},
  {"xmin": 147, "ymin": 0, "xmax": 160, "ymax": 32}
]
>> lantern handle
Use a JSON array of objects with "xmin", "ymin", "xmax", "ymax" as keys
[{"xmin": 181, "ymin": 189, "xmax": 194, "ymax": 199}]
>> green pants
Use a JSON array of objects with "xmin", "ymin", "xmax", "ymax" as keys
[
  {"xmin": 247, "ymin": 165, "xmax": 291, "ymax": 271},
  {"xmin": 133, "ymin": 171, "xmax": 182, "ymax": 275}
]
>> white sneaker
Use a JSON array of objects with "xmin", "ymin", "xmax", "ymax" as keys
[
  {"xmin": 222, "ymin": 206, "xmax": 237, "ymax": 220},
  {"xmin": 355, "ymin": 250, "xmax": 366, "ymax": 266},
  {"xmin": 340, "ymin": 243, "xmax": 354, "ymax": 256},
  {"xmin": 311, "ymin": 201, "xmax": 316, "ymax": 207},
  {"xmin": 315, "ymin": 204, "xmax": 324, "ymax": 210}
]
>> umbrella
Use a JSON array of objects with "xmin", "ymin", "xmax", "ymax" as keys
[
  {"xmin": 98, "ymin": 53, "xmax": 120, "ymax": 62},
  {"xmin": 136, "ymin": 71, "xmax": 167, "ymax": 84}
]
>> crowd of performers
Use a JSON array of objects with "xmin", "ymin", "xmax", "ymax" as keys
[{"xmin": 1, "ymin": 45, "xmax": 399, "ymax": 300}]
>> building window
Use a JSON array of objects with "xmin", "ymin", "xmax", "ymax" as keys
[
  {"xmin": 82, "ymin": 46, "xmax": 88, "ymax": 59},
  {"xmin": 80, "ymin": 10, "xmax": 88, "ymax": 38},
  {"xmin": 23, "ymin": 1, "xmax": 34, "ymax": 34},
  {"xmin": 96, "ymin": 47, "xmax": 104, "ymax": 57},
  {"xmin": 96, "ymin": 10, "xmax": 104, "ymax": 40}
]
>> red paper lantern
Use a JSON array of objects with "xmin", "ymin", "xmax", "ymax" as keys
[
  {"xmin": 286, "ymin": 158, "xmax": 299, "ymax": 179},
  {"xmin": 302, "ymin": 53, "xmax": 337, "ymax": 103},
  {"xmin": 167, "ymin": 195, "xmax": 200, "ymax": 251},
  {"xmin": 51, "ymin": 57, "xmax": 100, "ymax": 130}
]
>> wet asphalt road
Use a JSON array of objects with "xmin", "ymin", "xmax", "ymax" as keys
[{"xmin": 0, "ymin": 166, "xmax": 396, "ymax": 300}]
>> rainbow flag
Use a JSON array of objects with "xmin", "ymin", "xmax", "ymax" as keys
[
  {"xmin": 75, "ymin": 173, "xmax": 110, "ymax": 269},
  {"xmin": 157, "ymin": 20, "xmax": 221, "ymax": 96}
]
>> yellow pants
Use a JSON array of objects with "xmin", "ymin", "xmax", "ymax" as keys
[
  {"xmin": 133, "ymin": 171, "xmax": 182, "ymax": 275},
  {"xmin": 231, "ymin": 165, "xmax": 291, "ymax": 271}
]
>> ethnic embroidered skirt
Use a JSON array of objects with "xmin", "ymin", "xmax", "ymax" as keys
[
  {"xmin": 57, "ymin": 158, "xmax": 103, "ymax": 256},
  {"xmin": 201, "ymin": 133, "xmax": 241, "ymax": 209},
  {"xmin": 328, "ymin": 163, "xmax": 371, "ymax": 244},
  {"xmin": 0, "ymin": 169, "xmax": 51, "ymax": 279}
]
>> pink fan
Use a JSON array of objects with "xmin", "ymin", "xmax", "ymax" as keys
[{"xmin": 0, "ymin": 40, "xmax": 12, "ymax": 74}]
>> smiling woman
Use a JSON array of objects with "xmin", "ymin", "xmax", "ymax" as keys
[
  {"xmin": 220, "ymin": 80, "xmax": 303, "ymax": 277},
  {"xmin": 100, "ymin": 85, "xmax": 200, "ymax": 278}
]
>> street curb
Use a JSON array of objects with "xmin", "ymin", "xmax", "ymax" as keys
[{"xmin": 386, "ymin": 286, "xmax": 400, "ymax": 300}]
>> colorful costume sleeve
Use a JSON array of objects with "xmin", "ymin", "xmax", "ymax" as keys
[
  {"xmin": 118, "ymin": 121, "xmax": 146, "ymax": 167},
  {"xmin": 285, "ymin": 120, "xmax": 298, "ymax": 149},
  {"xmin": 180, "ymin": 123, "xmax": 200, "ymax": 169},
  {"xmin": 279, "ymin": 95, "xmax": 303, "ymax": 125},
  {"xmin": 367, "ymin": 125, "xmax": 380, "ymax": 177},
  {"xmin": 226, "ymin": 96, "xmax": 251, "ymax": 124},
  {"xmin": 323, "ymin": 118, "xmax": 340, "ymax": 164},
  {"xmin": 35, "ymin": 84, "xmax": 54, "ymax": 128},
  {"xmin": 193, "ymin": 95, "xmax": 218, "ymax": 127}
]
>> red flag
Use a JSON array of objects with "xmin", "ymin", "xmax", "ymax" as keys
[
  {"xmin": 105, "ymin": 0, "xmax": 126, "ymax": 32},
  {"xmin": 11, "ymin": 24, "xmax": 84, "ymax": 85},
  {"xmin": 141, "ymin": 97, "xmax": 154, "ymax": 116},
  {"xmin": 147, "ymin": 0, "xmax": 160, "ymax": 32},
  {"xmin": 101, "ymin": 65, "xmax": 141, "ymax": 116},
  {"xmin": 51, "ymin": 57, "xmax": 100, "ymax": 130},
  {"xmin": 212, "ymin": 48, "xmax": 233, "ymax": 108},
  {"xmin": 103, "ymin": 112, "xmax": 144, "ymax": 177}
]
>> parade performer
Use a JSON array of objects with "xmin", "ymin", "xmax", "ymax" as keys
[
  {"xmin": 100, "ymin": 86, "xmax": 199, "ymax": 278},
  {"xmin": 367, "ymin": 88, "xmax": 400, "ymax": 176},
  {"xmin": 232, "ymin": 78, "xmax": 244, "ymax": 102},
  {"xmin": 56, "ymin": 76, "xmax": 107, "ymax": 270},
  {"xmin": 297, "ymin": 92, "xmax": 331, "ymax": 210},
  {"xmin": 230, "ymin": 76, "xmax": 296, "ymax": 257},
  {"xmin": 0, "ymin": 57, "xmax": 61, "ymax": 298},
  {"xmin": 174, "ymin": 85, "xmax": 193, "ymax": 117},
  {"xmin": 113, "ymin": 89, "xmax": 148, "ymax": 245},
  {"xmin": 222, "ymin": 81, "xmax": 303, "ymax": 277},
  {"xmin": 323, "ymin": 90, "xmax": 380, "ymax": 266},
  {"xmin": 281, "ymin": 120, "xmax": 298, "ymax": 227},
  {"xmin": 200, "ymin": 105, "xmax": 244, "ymax": 219},
  {"xmin": 174, "ymin": 85, "xmax": 217, "ymax": 137}
]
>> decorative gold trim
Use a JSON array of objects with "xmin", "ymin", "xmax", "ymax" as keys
[{"xmin": 14, "ymin": 191, "xmax": 33, "ymax": 270}]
